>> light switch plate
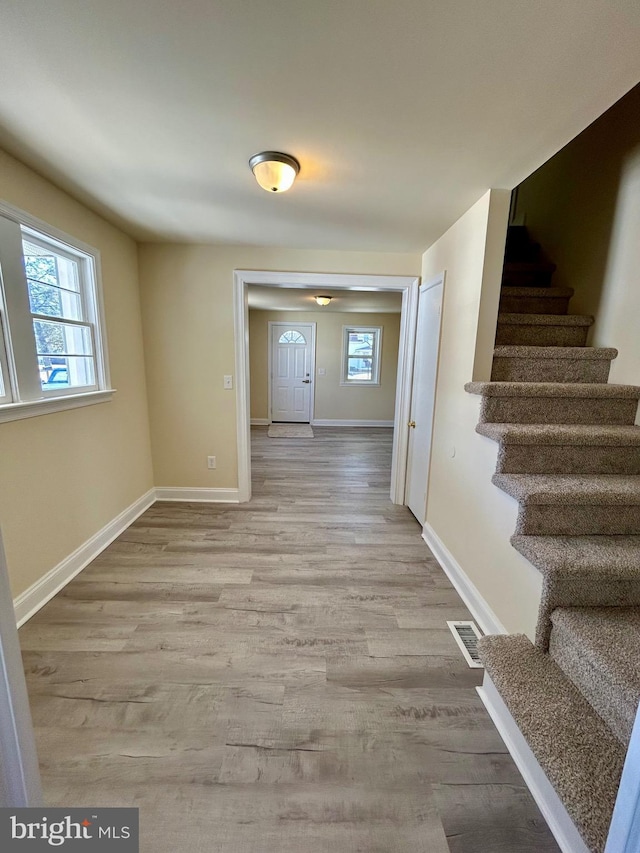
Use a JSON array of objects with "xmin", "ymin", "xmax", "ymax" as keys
[{"xmin": 223, "ymin": 375, "xmax": 233, "ymax": 389}]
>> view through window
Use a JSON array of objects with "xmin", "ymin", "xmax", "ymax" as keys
[{"xmin": 341, "ymin": 326, "xmax": 382, "ymax": 385}]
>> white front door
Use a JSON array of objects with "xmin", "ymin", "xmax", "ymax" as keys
[
  {"xmin": 405, "ymin": 276, "xmax": 444, "ymax": 524},
  {"xmin": 270, "ymin": 323, "xmax": 314, "ymax": 422}
]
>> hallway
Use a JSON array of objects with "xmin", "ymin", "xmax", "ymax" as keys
[{"xmin": 18, "ymin": 427, "xmax": 558, "ymax": 851}]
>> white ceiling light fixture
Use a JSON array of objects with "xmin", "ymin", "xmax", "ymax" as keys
[
  {"xmin": 314, "ymin": 295, "xmax": 332, "ymax": 306},
  {"xmin": 249, "ymin": 151, "xmax": 300, "ymax": 193}
]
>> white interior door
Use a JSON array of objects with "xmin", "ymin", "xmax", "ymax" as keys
[
  {"xmin": 405, "ymin": 275, "xmax": 445, "ymax": 524},
  {"xmin": 0, "ymin": 527, "xmax": 43, "ymax": 806},
  {"xmin": 270, "ymin": 323, "xmax": 314, "ymax": 422}
]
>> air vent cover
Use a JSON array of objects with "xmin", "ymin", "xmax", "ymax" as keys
[{"xmin": 447, "ymin": 620, "xmax": 483, "ymax": 668}]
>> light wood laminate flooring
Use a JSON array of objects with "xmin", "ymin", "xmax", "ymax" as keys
[{"xmin": 19, "ymin": 427, "xmax": 559, "ymax": 852}]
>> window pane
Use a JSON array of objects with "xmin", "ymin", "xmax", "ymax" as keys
[
  {"xmin": 28, "ymin": 280, "xmax": 82, "ymax": 320},
  {"xmin": 278, "ymin": 330, "xmax": 306, "ymax": 344},
  {"xmin": 33, "ymin": 319, "xmax": 93, "ymax": 357},
  {"xmin": 39, "ymin": 356, "xmax": 95, "ymax": 391},
  {"xmin": 348, "ymin": 332, "xmax": 373, "ymax": 356},
  {"xmin": 22, "ymin": 239, "xmax": 80, "ymax": 293},
  {"xmin": 347, "ymin": 356, "xmax": 372, "ymax": 381}
]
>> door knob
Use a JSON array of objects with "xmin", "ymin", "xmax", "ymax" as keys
[
  {"xmin": 408, "ymin": 420, "xmax": 416, "ymax": 428},
  {"xmin": 302, "ymin": 379, "xmax": 311, "ymax": 384}
]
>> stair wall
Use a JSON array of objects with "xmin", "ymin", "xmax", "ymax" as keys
[{"xmin": 421, "ymin": 189, "xmax": 545, "ymax": 639}]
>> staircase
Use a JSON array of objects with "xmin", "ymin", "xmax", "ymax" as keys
[{"xmin": 465, "ymin": 226, "xmax": 640, "ymax": 853}]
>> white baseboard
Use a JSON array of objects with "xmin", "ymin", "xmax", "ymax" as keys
[
  {"xmin": 250, "ymin": 418, "xmax": 270, "ymax": 425},
  {"xmin": 13, "ymin": 489, "xmax": 156, "ymax": 627},
  {"xmin": 478, "ymin": 675, "xmax": 590, "ymax": 853},
  {"xmin": 14, "ymin": 485, "xmax": 244, "ymax": 625},
  {"xmin": 311, "ymin": 419, "xmax": 394, "ymax": 427},
  {"xmin": 155, "ymin": 487, "xmax": 240, "ymax": 503},
  {"xmin": 422, "ymin": 522, "xmax": 506, "ymax": 636}
]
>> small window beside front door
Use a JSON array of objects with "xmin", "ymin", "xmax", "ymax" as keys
[{"xmin": 278, "ymin": 330, "xmax": 307, "ymax": 344}]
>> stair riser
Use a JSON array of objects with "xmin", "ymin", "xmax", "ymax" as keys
[
  {"xmin": 495, "ymin": 325, "xmax": 589, "ymax": 347},
  {"xmin": 535, "ymin": 575, "xmax": 640, "ymax": 651},
  {"xmin": 496, "ymin": 445, "xmax": 640, "ymax": 475},
  {"xmin": 549, "ymin": 627, "xmax": 634, "ymax": 746},
  {"xmin": 480, "ymin": 397, "xmax": 638, "ymax": 425},
  {"xmin": 499, "ymin": 295, "xmax": 571, "ymax": 314},
  {"xmin": 502, "ymin": 270, "xmax": 554, "ymax": 288},
  {"xmin": 491, "ymin": 357, "xmax": 611, "ymax": 383},
  {"xmin": 516, "ymin": 505, "xmax": 640, "ymax": 536}
]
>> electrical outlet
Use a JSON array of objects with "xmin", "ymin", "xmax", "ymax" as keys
[
  {"xmin": 223, "ymin": 375, "xmax": 233, "ymax": 390},
  {"xmin": 207, "ymin": 456, "xmax": 216, "ymax": 469}
]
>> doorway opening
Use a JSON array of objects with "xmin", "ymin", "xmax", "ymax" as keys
[{"xmin": 233, "ymin": 270, "xmax": 420, "ymax": 503}]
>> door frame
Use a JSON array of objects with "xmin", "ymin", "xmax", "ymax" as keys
[
  {"xmin": 268, "ymin": 321, "xmax": 317, "ymax": 424},
  {"xmin": 234, "ymin": 269, "xmax": 420, "ymax": 503}
]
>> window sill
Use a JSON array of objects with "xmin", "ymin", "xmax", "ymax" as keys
[
  {"xmin": 0, "ymin": 389, "xmax": 115, "ymax": 424},
  {"xmin": 339, "ymin": 381, "xmax": 381, "ymax": 387}
]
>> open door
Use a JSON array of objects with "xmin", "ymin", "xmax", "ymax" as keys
[{"xmin": 405, "ymin": 274, "xmax": 445, "ymax": 524}]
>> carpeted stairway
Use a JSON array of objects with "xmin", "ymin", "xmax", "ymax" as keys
[{"xmin": 464, "ymin": 226, "xmax": 640, "ymax": 852}]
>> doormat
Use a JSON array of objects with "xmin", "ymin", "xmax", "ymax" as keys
[{"xmin": 268, "ymin": 423, "xmax": 314, "ymax": 438}]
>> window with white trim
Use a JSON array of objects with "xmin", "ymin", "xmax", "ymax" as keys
[
  {"xmin": 0, "ymin": 208, "xmax": 111, "ymax": 419},
  {"xmin": 341, "ymin": 326, "xmax": 382, "ymax": 386}
]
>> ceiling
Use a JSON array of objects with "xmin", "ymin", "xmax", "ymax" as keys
[
  {"xmin": 248, "ymin": 286, "xmax": 402, "ymax": 313},
  {"xmin": 1, "ymin": 1, "xmax": 639, "ymax": 251}
]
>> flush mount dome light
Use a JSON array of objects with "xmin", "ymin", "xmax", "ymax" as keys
[
  {"xmin": 249, "ymin": 151, "xmax": 300, "ymax": 193},
  {"xmin": 314, "ymin": 295, "xmax": 332, "ymax": 306}
]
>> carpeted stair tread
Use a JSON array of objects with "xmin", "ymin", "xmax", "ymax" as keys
[
  {"xmin": 511, "ymin": 535, "xmax": 640, "ymax": 650},
  {"xmin": 493, "ymin": 345, "xmax": 617, "ymax": 361},
  {"xmin": 468, "ymin": 382, "xmax": 640, "ymax": 426},
  {"xmin": 497, "ymin": 313, "xmax": 594, "ymax": 327},
  {"xmin": 511, "ymin": 534, "xmax": 640, "ymax": 575},
  {"xmin": 491, "ymin": 346, "xmax": 616, "ymax": 383},
  {"xmin": 493, "ymin": 473, "xmax": 640, "ymax": 505},
  {"xmin": 549, "ymin": 607, "xmax": 640, "ymax": 746},
  {"xmin": 479, "ymin": 633, "xmax": 625, "ymax": 853},
  {"xmin": 477, "ymin": 423, "xmax": 640, "ymax": 446},
  {"xmin": 466, "ymin": 381, "xmax": 640, "ymax": 399},
  {"xmin": 500, "ymin": 285, "xmax": 574, "ymax": 299}
]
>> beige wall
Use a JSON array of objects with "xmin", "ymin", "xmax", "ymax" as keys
[
  {"xmin": 423, "ymin": 190, "xmax": 543, "ymax": 638},
  {"xmin": 516, "ymin": 83, "xmax": 640, "ymax": 399},
  {"xmin": 249, "ymin": 310, "xmax": 400, "ymax": 422},
  {"xmin": 0, "ymin": 148, "xmax": 154, "ymax": 598},
  {"xmin": 138, "ymin": 245, "xmax": 419, "ymax": 489}
]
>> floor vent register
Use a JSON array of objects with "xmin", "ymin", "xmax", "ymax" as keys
[{"xmin": 447, "ymin": 620, "xmax": 484, "ymax": 668}]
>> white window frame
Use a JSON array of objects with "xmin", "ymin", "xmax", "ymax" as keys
[
  {"xmin": 0, "ymin": 200, "xmax": 113, "ymax": 424},
  {"xmin": 340, "ymin": 325, "xmax": 382, "ymax": 386},
  {"xmin": 0, "ymin": 285, "xmax": 14, "ymax": 406}
]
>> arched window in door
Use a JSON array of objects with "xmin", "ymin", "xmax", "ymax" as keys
[{"xmin": 278, "ymin": 330, "xmax": 307, "ymax": 344}]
